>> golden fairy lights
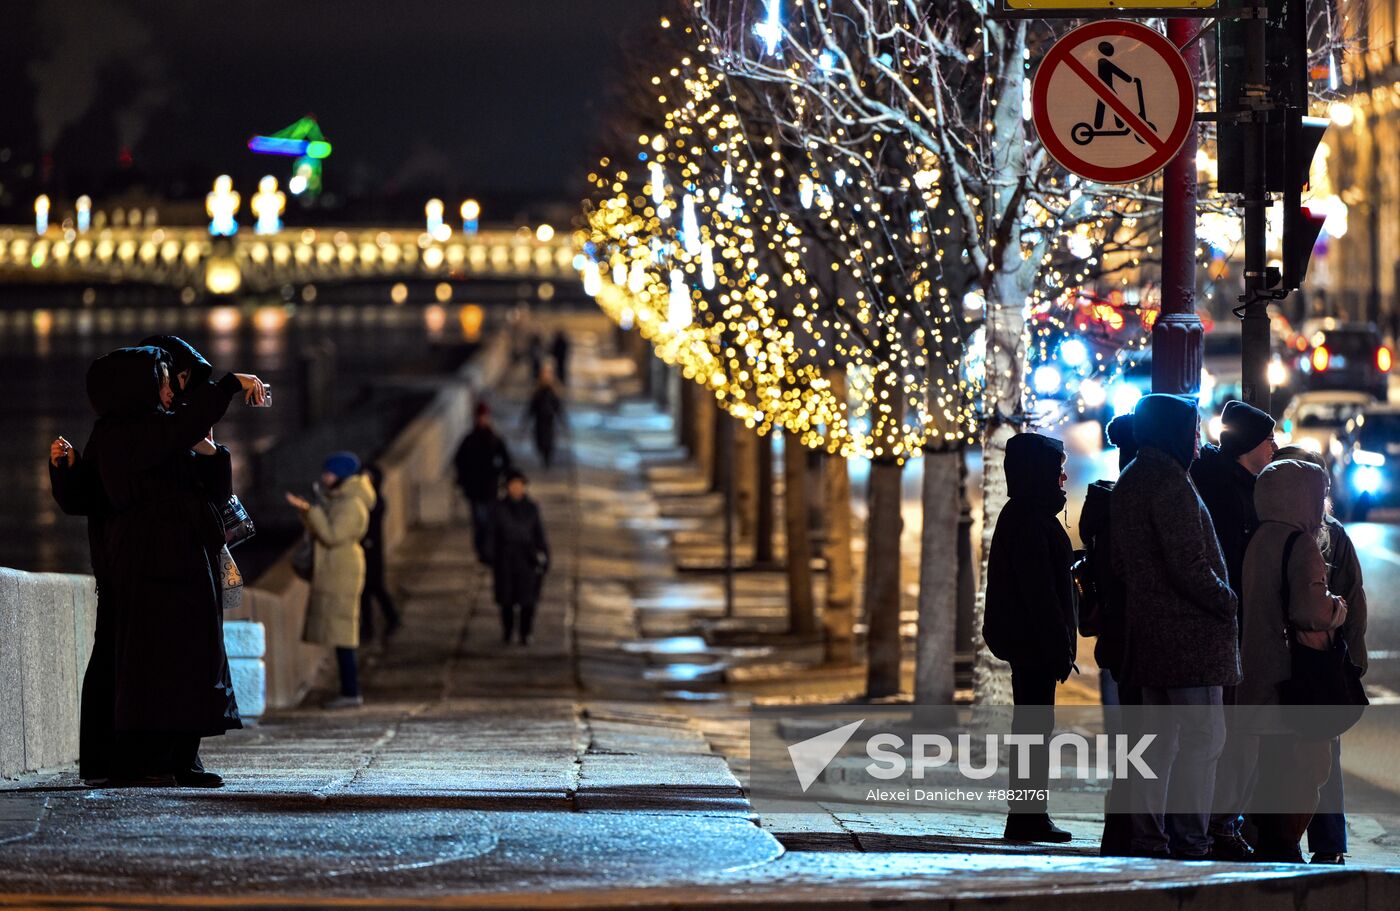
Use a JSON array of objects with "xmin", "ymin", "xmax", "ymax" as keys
[{"xmin": 578, "ymin": 4, "xmax": 1161, "ymax": 458}]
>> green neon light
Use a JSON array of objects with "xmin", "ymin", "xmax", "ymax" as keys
[{"xmin": 306, "ymin": 140, "xmax": 332, "ymax": 159}]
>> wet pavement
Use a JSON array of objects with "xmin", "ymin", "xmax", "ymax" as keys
[{"xmin": 2, "ymin": 315, "xmax": 1398, "ymax": 907}]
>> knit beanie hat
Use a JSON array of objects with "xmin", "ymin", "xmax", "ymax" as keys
[
  {"xmin": 322, "ymin": 451, "xmax": 362, "ymax": 480},
  {"xmin": 1218, "ymin": 400, "xmax": 1276, "ymax": 458}
]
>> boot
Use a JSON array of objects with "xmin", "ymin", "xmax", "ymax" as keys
[{"xmin": 1004, "ymin": 813, "xmax": 1073, "ymax": 843}]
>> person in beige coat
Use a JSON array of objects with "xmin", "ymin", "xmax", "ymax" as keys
[
  {"xmin": 286, "ymin": 451, "xmax": 375, "ymax": 709},
  {"xmin": 1211, "ymin": 458, "xmax": 1348, "ymax": 862}
]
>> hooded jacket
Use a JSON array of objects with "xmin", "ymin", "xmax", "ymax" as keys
[
  {"xmin": 1111, "ymin": 394, "xmax": 1240, "ymax": 688},
  {"xmin": 302, "ymin": 472, "xmax": 376, "ymax": 648},
  {"xmin": 1190, "ymin": 442, "xmax": 1258, "ymax": 597},
  {"xmin": 982, "ymin": 433, "xmax": 1077, "ymax": 679},
  {"xmin": 1237, "ymin": 460, "xmax": 1349, "ymax": 705},
  {"xmin": 86, "ymin": 346, "xmax": 246, "ymax": 736},
  {"xmin": 140, "ymin": 335, "xmax": 213, "ymax": 399}
]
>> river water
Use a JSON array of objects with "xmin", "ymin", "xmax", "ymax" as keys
[{"xmin": 0, "ymin": 280, "xmax": 566, "ymax": 576}]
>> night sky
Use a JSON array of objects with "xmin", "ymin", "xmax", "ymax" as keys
[{"xmin": 1, "ymin": 0, "xmax": 670, "ymax": 214}]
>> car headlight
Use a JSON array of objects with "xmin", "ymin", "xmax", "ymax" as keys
[
  {"xmin": 1033, "ymin": 364, "xmax": 1063, "ymax": 396},
  {"xmin": 1209, "ymin": 415, "xmax": 1224, "ymax": 441},
  {"xmin": 1267, "ymin": 359, "xmax": 1289, "ymax": 389},
  {"xmin": 1110, "ymin": 382, "xmax": 1142, "ymax": 417},
  {"xmin": 1354, "ymin": 466, "xmax": 1384, "ymax": 494},
  {"xmin": 1060, "ymin": 339, "xmax": 1089, "ymax": 369},
  {"xmin": 1079, "ymin": 377, "xmax": 1107, "ymax": 408},
  {"xmin": 1354, "ymin": 448, "xmax": 1386, "ymax": 467},
  {"xmin": 1298, "ymin": 436, "xmax": 1323, "ymax": 454}
]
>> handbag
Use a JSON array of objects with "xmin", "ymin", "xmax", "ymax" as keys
[
  {"xmin": 219, "ymin": 495, "xmax": 257, "ymax": 549},
  {"xmin": 1276, "ymin": 530, "xmax": 1367, "ymax": 739},
  {"xmin": 219, "ymin": 545, "xmax": 244, "ymax": 612},
  {"xmin": 291, "ymin": 531, "xmax": 315, "ymax": 581}
]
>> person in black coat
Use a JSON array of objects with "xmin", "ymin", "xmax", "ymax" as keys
[
  {"xmin": 50, "ymin": 338, "xmax": 239, "ymax": 785},
  {"xmin": 524, "ymin": 368, "xmax": 566, "ymax": 468},
  {"xmin": 359, "ymin": 464, "xmax": 401, "ymax": 641},
  {"xmin": 454, "ymin": 403, "xmax": 512, "ymax": 563},
  {"xmin": 983, "ymin": 431, "xmax": 1076, "ymax": 843},
  {"xmin": 49, "ymin": 434, "xmax": 119, "ymax": 782},
  {"xmin": 1190, "ymin": 399, "xmax": 1277, "ymax": 598},
  {"xmin": 85, "ymin": 346, "xmax": 265, "ymax": 787},
  {"xmin": 489, "ymin": 469, "xmax": 549, "ymax": 645}
]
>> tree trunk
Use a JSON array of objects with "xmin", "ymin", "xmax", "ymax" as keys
[
  {"xmin": 692, "ymin": 386, "xmax": 716, "ymax": 486},
  {"xmin": 972, "ymin": 267, "xmax": 1033, "ymax": 705},
  {"xmin": 955, "ymin": 447, "xmax": 977, "ymax": 656},
  {"xmin": 863, "ymin": 458, "xmax": 905, "ymax": 698},
  {"xmin": 710, "ymin": 402, "xmax": 727, "ymax": 493},
  {"xmin": 735, "ymin": 425, "xmax": 759, "ymax": 544},
  {"xmin": 678, "ymin": 371, "xmax": 696, "ymax": 455},
  {"xmin": 822, "ymin": 447, "xmax": 856, "ymax": 664},
  {"xmin": 755, "ymin": 430, "xmax": 776, "ymax": 565},
  {"xmin": 914, "ymin": 448, "xmax": 961, "ymax": 705},
  {"xmin": 783, "ymin": 433, "xmax": 817, "ymax": 636}
]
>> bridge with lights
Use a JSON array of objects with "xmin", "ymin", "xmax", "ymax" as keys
[{"xmin": 0, "ymin": 225, "xmax": 577, "ymax": 297}]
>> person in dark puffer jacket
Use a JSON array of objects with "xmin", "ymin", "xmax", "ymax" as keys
[
  {"xmin": 1112, "ymin": 393, "xmax": 1238, "ymax": 860},
  {"xmin": 983, "ymin": 431, "xmax": 1076, "ymax": 844}
]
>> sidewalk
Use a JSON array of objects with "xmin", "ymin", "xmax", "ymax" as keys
[{"xmin": 0, "ymin": 315, "xmax": 1396, "ymax": 908}]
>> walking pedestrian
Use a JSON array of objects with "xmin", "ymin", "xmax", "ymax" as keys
[
  {"xmin": 1212, "ymin": 458, "xmax": 1347, "ymax": 863},
  {"xmin": 454, "ymin": 402, "xmax": 512, "ymax": 563},
  {"xmin": 524, "ymin": 365, "xmax": 566, "ymax": 468},
  {"xmin": 1191, "ymin": 400, "xmax": 1277, "ymax": 597},
  {"xmin": 1111, "ymin": 393, "xmax": 1238, "ymax": 859},
  {"xmin": 982, "ymin": 432, "xmax": 1076, "ymax": 843},
  {"xmin": 358, "ymin": 465, "xmax": 401, "ymax": 642},
  {"xmin": 550, "ymin": 330, "xmax": 571, "ymax": 386},
  {"xmin": 286, "ymin": 452, "xmax": 375, "ymax": 709},
  {"xmin": 488, "ymin": 469, "xmax": 549, "ymax": 646},
  {"xmin": 85, "ymin": 346, "xmax": 266, "ymax": 787},
  {"xmin": 1277, "ymin": 447, "xmax": 1366, "ymax": 865}
]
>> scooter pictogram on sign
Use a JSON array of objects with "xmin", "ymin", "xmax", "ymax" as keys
[
  {"xmin": 1032, "ymin": 20, "xmax": 1195, "ymax": 184},
  {"xmin": 1071, "ymin": 42, "xmax": 1159, "ymax": 146}
]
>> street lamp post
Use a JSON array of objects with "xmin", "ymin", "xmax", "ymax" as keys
[{"xmin": 1152, "ymin": 18, "xmax": 1204, "ymax": 398}]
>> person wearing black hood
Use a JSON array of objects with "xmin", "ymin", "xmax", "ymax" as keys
[
  {"xmin": 1112, "ymin": 394, "xmax": 1239, "ymax": 859},
  {"xmin": 1191, "ymin": 400, "xmax": 1277, "ymax": 598},
  {"xmin": 49, "ymin": 337, "xmax": 240, "ymax": 784},
  {"xmin": 84, "ymin": 346, "xmax": 265, "ymax": 787},
  {"xmin": 983, "ymin": 432, "xmax": 1076, "ymax": 843}
]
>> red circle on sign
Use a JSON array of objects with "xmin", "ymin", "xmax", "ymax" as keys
[{"xmin": 1032, "ymin": 20, "xmax": 1195, "ymax": 184}]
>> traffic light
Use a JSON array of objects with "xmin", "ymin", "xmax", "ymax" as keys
[
  {"xmin": 1216, "ymin": 0, "xmax": 1331, "ymax": 290},
  {"xmin": 1282, "ymin": 115, "xmax": 1329, "ymax": 289}
]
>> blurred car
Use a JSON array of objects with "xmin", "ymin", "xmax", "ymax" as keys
[
  {"xmin": 1331, "ymin": 405, "xmax": 1400, "ymax": 521},
  {"xmin": 1295, "ymin": 320, "xmax": 1391, "ymax": 401},
  {"xmin": 1278, "ymin": 391, "xmax": 1375, "ymax": 460}
]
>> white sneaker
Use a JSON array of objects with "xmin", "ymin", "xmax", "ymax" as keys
[{"xmin": 324, "ymin": 694, "xmax": 364, "ymax": 710}]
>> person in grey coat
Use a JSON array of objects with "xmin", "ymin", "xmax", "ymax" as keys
[
  {"xmin": 1211, "ymin": 458, "xmax": 1347, "ymax": 863},
  {"xmin": 1111, "ymin": 393, "xmax": 1239, "ymax": 859},
  {"xmin": 1273, "ymin": 446, "xmax": 1367, "ymax": 864}
]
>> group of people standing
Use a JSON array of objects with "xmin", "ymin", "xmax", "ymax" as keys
[{"xmin": 985, "ymin": 394, "xmax": 1367, "ymax": 864}]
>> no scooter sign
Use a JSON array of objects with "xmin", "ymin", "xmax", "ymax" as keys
[{"xmin": 1031, "ymin": 20, "xmax": 1195, "ymax": 184}]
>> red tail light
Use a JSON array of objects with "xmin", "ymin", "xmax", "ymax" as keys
[
  {"xmin": 1312, "ymin": 345, "xmax": 1330, "ymax": 372},
  {"xmin": 1379, "ymin": 346, "xmax": 1393, "ymax": 373}
]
